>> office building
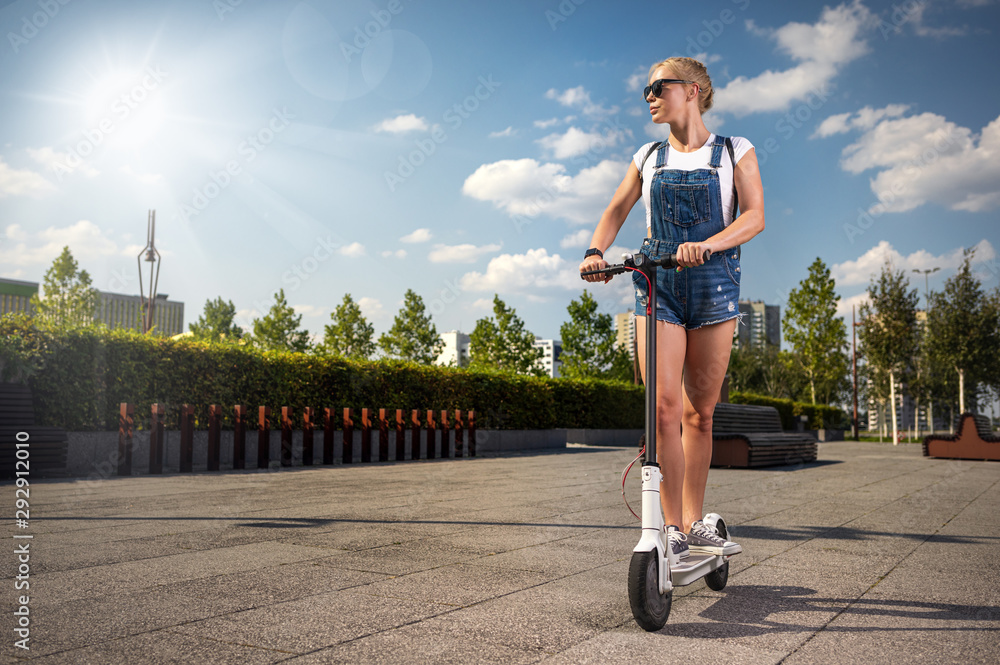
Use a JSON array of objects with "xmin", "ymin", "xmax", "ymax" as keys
[
  {"xmin": 0, "ymin": 277, "xmax": 184, "ymax": 336},
  {"xmin": 0, "ymin": 278, "xmax": 37, "ymax": 316},
  {"xmin": 735, "ymin": 300, "xmax": 780, "ymax": 349},
  {"xmin": 615, "ymin": 311, "xmax": 636, "ymax": 360},
  {"xmin": 533, "ymin": 338, "xmax": 562, "ymax": 378},
  {"xmin": 435, "ymin": 330, "xmax": 470, "ymax": 367}
]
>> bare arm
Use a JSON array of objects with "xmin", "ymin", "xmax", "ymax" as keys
[
  {"xmin": 675, "ymin": 148, "xmax": 766, "ymax": 267},
  {"xmin": 580, "ymin": 162, "xmax": 643, "ymax": 283}
]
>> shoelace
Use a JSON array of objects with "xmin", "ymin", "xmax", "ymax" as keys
[{"xmin": 691, "ymin": 522, "xmax": 724, "ymax": 544}]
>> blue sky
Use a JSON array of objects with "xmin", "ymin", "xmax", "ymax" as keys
[{"xmin": 1, "ymin": 0, "xmax": 998, "ymax": 347}]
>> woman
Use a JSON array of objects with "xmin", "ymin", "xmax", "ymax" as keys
[{"xmin": 580, "ymin": 57, "xmax": 764, "ymax": 559}]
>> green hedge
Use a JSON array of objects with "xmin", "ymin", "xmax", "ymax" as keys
[
  {"xmin": 730, "ymin": 391, "xmax": 848, "ymax": 430},
  {"xmin": 2, "ymin": 317, "xmax": 846, "ymax": 433},
  {"xmin": 1, "ymin": 317, "xmax": 643, "ymax": 431}
]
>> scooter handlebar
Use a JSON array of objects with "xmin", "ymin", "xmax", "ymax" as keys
[{"xmin": 579, "ymin": 249, "xmax": 711, "ymax": 278}]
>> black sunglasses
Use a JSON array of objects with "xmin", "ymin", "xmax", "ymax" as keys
[{"xmin": 643, "ymin": 78, "xmax": 695, "ymax": 101}]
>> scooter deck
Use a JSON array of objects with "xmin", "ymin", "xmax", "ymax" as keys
[{"xmin": 671, "ymin": 551, "xmax": 736, "ymax": 587}]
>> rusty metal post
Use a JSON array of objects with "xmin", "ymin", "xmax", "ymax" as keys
[
  {"xmin": 149, "ymin": 403, "xmax": 165, "ymax": 474},
  {"xmin": 179, "ymin": 404, "xmax": 194, "ymax": 473},
  {"xmin": 207, "ymin": 405, "xmax": 221, "ymax": 471},
  {"xmin": 323, "ymin": 408, "xmax": 334, "ymax": 464},
  {"xmin": 378, "ymin": 409, "xmax": 389, "ymax": 462},
  {"xmin": 454, "ymin": 409, "xmax": 464, "ymax": 458},
  {"xmin": 396, "ymin": 409, "xmax": 406, "ymax": 461},
  {"xmin": 118, "ymin": 403, "xmax": 133, "ymax": 476},
  {"xmin": 426, "ymin": 409, "xmax": 436, "ymax": 459},
  {"xmin": 233, "ymin": 405, "xmax": 247, "ymax": 470},
  {"xmin": 440, "ymin": 410, "xmax": 450, "ymax": 458},
  {"xmin": 258, "ymin": 406, "xmax": 271, "ymax": 469},
  {"xmin": 468, "ymin": 410, "xmax": 476, "ymax": 457},
  {"xmin": 361, "ymin": 408, "xmax": 372, "ymax": 463},
  {"xmin": 303, "ymin": 407, "xmax": 314, "ymax": 466},
  {"xmin": 281, "ymin": 406, "xmax": 293, "ymax": 467},
  {"xmin": 342, "ymin": 408, "xmax": 354, "ymax": 464},
  {"xmin": 411, "ymin": 409, "xmax": 421, "ymax": 460}
]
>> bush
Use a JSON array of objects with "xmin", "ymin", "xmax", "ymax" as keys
[
  {"xmin": 730, "ymin": 391, "xmax": 848, "ymax": 430},
  {"xmin": 0, "ymin": 317, "xmax": 643, "ymax": 431}
]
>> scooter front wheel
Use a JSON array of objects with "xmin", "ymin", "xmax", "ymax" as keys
[{"xmin": 628, "ymin": 550, "xmax": 671, "ymax": 631}]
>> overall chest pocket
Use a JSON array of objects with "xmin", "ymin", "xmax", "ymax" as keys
[{"xmin": 657, "ymin": 181, "xmax": 712, "ymax": 227}]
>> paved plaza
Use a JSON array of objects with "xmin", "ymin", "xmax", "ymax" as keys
[{"xmin": 3, "ymin": 440, "xmax": 999, "ymax": 663}]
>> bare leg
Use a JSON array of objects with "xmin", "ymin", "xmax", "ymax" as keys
[
  {"xmin": 635, "ymin": 315, "xmax": 687, "ymax": 529},
  {"xmin": 680, "ymin": 319, "xmax": 737, "ymax": 530}
]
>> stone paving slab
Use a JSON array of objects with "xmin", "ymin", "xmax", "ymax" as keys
[{"xmin": 2, "ymin": 442, "xmax": 999, "ymax": 663}]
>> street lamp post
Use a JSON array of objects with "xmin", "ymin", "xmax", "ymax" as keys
[{"xmin": 912, "ymin": 267, "xmax": 939, "ymax": 435}]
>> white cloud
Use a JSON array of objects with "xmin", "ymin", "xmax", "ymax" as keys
[
  {"xmin": 381, "ymin": 249, "xmax": 407, "ymax": 259},
  {"xmin": 830, "ymin": 109, "xmax": 1000, "ymax": 214},
  {"xmin": 0, "ymin": 220, "xmax": 133, "ymax": 269},
  {"xmin": 831, "ymin": 239, "xmax": 997, "ymax": 287},
  {"xmin": 461, "ymin": 158, "xmax": 625, "ymax": 225},
  {"xmin": 714, "ymin": 1, "xmax": 874, "ymax": 116},
  {"xmin": 26, "ymin": 146, "xmax": 99, "ymax": 178},
  {"xmin": 459, "ymin": 248, "xmax": 580, "ymax": 296},
  {"xmin": 293, "ymin": 304, "xmax": 327, "ymax": 318},
  {"xmin": 0, "ymin": 158, "xmax": 55, "ymax": 198},
  {"xmin": 836, "ymin": 291, "xmax": 870, "ymax": 318},
  {"xmin": 340, "ymin": 242, "xmax": 366, "ymax": 257},
  {"xmin": 428, "ymin": 243, "xmax": 502, "ymax": 264},
  {"xmin": 534, "ymin": 118, "xmax": 559, "ymax": 129},
  {"xmin": 812, "ymin": 104, "xmax": 909, "ymax": 138},
  {"xmin": 374, "ymin": 113, "xmax": 429, "ymax": 133},
  {"xmin": 489, "ymin": 126, "xmax": 516, "ymax": 138},
  {"xmin": 536, "ymin": 126, "xmax": 624, "ymax": 160},
  {"xmin": 560, "ymin": 229, "xmax": 591, "ymax": 249},
  {"xmin": 400, "ymin": 228, "xmax": 432, "ymax": 243},
  {"xmin": 357, "ymin": 296, "xmax": 384, "ymax": 320},
  {"xmin": 544, "ymin": 86, "xmax": 618, "ymax": 117}
]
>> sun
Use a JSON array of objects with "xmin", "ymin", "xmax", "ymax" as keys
[{"xmin": 82, "ymin": 67, "xmax": 168, "ymax": 149}]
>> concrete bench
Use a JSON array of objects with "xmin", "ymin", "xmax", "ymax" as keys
[
  {"xmin": 923, "ymin": 413, "xmax": 1000, "ymax": 461},
  {"xmin": 711, "ymin": 402, "xmax": 818, "ymax": 468}
]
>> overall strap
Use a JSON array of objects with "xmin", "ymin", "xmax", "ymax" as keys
[
  {"xmin": 636, "ymin": 142, "xmax": 662, "ymax": 182},
  {"xmin": 708, "ymin": 134, "xmax": 726, "ymax": 169},
  {"xmin": 724, "ymin": 136, "xmax": 741, "ymax": 260}
]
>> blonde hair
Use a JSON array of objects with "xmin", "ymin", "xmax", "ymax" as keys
[{"xmin": 648, "ymin": 57, "xmax": 714, "ymax": 114}]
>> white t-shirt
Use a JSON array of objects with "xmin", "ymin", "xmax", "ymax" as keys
[{"xmin": 632, "ymin": 134, "xmax": 754, "ymax": 231}]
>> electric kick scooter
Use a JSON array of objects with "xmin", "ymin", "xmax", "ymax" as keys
[{"xmin": 582, "ymin": 250, "xmax": 737, "ymax": 631}]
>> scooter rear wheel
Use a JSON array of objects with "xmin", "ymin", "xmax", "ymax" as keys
[
  {"xmin": 704, "ymin": 519, "xmax": 730, "ymax": 592},
  {"xmin": 628, "ymin": 550, "xmax": 671, "ymax": 631}
]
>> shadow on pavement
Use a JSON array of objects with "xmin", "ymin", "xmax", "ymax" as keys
[
  {"xmin": 658, "ymin": 584, "xmax": 1000, "ymax": 637},
  {"xmin": 734, "ymin": 524, "xmax": 999, "ymax": 544}
]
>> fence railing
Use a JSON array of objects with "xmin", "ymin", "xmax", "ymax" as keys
[{"xmin": 117, "ymin": 403, "xmax": 476, "ymax": 476}]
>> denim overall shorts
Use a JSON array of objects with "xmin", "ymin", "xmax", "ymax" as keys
[{"xmin": 633, "ymin": 134, "xmax": 741, "ymax": 329}]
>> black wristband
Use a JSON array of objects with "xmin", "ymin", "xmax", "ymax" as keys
[{"xmin": 584, "ymin": 248, "xmax": 603, "ymax": 260}]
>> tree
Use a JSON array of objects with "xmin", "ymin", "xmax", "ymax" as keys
[
  {"xmin": 559, "ymin": 290, "xmax": 630, "ymax": 381},
  {"xmin": 468, "ymin": 295, "xmax": 543, "ymax": 376},
  {"xmin": 321, "ymin": 294, "xmax": 375, "ymax": 360},
  {"xmin": 30, "ymin": 246, "xmax": 99, "ymax": 329},
  {"xmin": 251, "ymin": 289, "xmax": 311, "ymax": 353},
  {"xmin": 378, "ymin": 290, "xmax": 443, "ymax": 364},
  {"xmin": 189, "ymin": 297, "xmax": 243, "ymax": 341},
  {"xmin": 783, "ymin": 258, "xmax": 850, "ymax": 404},
  {"xmin": 857, "ymin": 262, "xmax": 919, "ymax": 443},
  {"xmin": 924, "ymin": 249, "xmax": 1000, "ymax": 415}
]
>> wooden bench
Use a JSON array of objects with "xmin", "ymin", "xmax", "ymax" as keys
[
  {"xmin": 0, "ymin": 382, "xmax": 68, "ymax": 479},
  {"xmin": 711, "ymin": 402, "xmax": 818, "ymax": 468},
  {"xmin": 923, "ymin": 413, "xmax": 1000, "ymax": 461}
]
